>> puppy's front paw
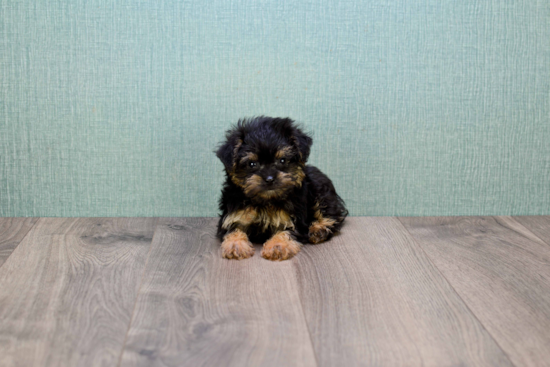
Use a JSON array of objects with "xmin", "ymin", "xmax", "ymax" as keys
[
  {"xmin": 261, "ymin": 231, "xmax": 301, "ymax": 261},
  {"xmin": 221, "ymin": 230, "xmax": 254, "ymax": 260}
]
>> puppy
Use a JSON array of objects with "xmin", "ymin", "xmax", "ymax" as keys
[{"xmin": 215, "ymin": 116, "xmax": 348, "ymax": 261}]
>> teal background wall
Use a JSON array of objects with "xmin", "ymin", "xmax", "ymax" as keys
[{"xmin": 1, "ymin": 0, "xmax": 549, "ymax": 217}]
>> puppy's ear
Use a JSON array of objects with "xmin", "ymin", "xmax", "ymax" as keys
[
  {"xmin": 291, "ymin": 126, "xmax": 313, "ymax": 163},
  {"xmin": 216, "ymin": 126, "xmax": 244, "ymax": 171}
]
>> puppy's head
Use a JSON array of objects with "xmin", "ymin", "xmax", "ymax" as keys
[{"xmin": 216, "ymin": 116, "xmax": 312, "ymax": 202}]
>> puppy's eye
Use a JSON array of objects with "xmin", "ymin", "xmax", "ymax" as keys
[
  {"xmin": 279, "ymin": 158, "xmax": 286, "ymax": 164},
  {"xmin": 249, "ymin": 162, "xmax": 257, "ymax": 168}
]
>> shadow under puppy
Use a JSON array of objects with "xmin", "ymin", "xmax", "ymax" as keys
[{"xmin": 216, "ymin": 116, "xmax": 348, "ymax": 261}]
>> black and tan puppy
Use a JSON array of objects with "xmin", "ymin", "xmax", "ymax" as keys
[{"xmin": 215, "ymin": 116, "xmax": 348, "ymax": 261}]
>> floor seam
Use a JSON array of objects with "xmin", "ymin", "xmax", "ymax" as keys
[
  {"xmin": 507, "ymin": 216, "xmax": 550, "ymax": 247},
  {"xmin": 395, "ymin": 216, "xmax": 519, "ymax": 367},
  {"xmin": 115, "ymin": 217, "xmax": 161, "ymax": 367},
  {"xmin": 294, "ymin": 254, "xmax": 321, "ymax": 367},
  {"xmin": 0, "ymin": 217, "xmax": 41, "ymax": 270}
]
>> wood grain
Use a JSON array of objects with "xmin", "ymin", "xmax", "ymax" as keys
[
  {"xmin": 399, "ymin": 216, "xmax": 550, "ymax": 367},
  {"xmin": 0, "ymin": 218, "xmax": 38, "ymax": 267},
  {"xmin": 119, "ymin": 217, "xmax": 317, "ymax": 367},
  {"xmin": 296, "ymin": 217, "xmax": 513, "ymax": 367},
  {"xmin": 513, "ymin": 216, "xmax": 550, "ymax": 245},
  {"xmin": 0, "ymin": 217, "xmax": 157, "ymax": 367}
]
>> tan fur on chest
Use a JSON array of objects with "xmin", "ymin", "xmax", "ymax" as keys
[{"xmin": 222, "ymin": 206, "xmax": 295, "ymax": 232}]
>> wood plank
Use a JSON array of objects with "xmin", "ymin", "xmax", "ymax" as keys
[
  {"xmin": 513, "ymin": 216, "xmax": 550, "ymax": 245},
  {"xmin": 296, "ymin": 217, "xmax": 513, "ymax": 367},
  {"xmin": 119, "ymin": 218, "xmax": 317, "ymax": 367},
  {"xmin": 399, "ymin": 216, "xmax": 550, "ymax": 367},
  {"xmin": 0, "ymin": 217, "xmax": 157, "ymax": 367},
  {"xmin": 0, "ymin": 218, "xmax": 39, "ymax": 267}
]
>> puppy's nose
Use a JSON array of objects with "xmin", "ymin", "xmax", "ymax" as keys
[{"xmin": 265, "ymin": 175, "xmax": 274, "ymax": 183}]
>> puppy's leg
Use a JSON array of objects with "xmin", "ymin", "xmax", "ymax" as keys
[
  {"xmin": 261, "ymin": 231, "xmax": 301, "ymax": 261},
  {"xmin": 220, "ymin": 207, "xmax": 257, "ymax": 260},
  {"xmin": 308, "ymin": 202, "xmax": 344, "ymax": 244},
  {"xmin": 221, "ymin": 228, "xmax": 255, "ymax": 260}
]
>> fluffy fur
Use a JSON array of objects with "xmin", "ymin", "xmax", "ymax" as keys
[{"xmin": 216, "ymin": 116, "xmax": 348, "ymax": 261}]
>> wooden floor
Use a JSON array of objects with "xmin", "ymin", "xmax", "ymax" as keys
[{"xmin": 0, "ymin": 217, "xmax": 549, "ymax": 367}]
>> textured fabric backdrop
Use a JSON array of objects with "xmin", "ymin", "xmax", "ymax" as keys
[{"xmin": 1, "ymin": 0, "xmax": 549, "ymax": 217}]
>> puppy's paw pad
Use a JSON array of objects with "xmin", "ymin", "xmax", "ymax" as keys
[
  {"xmin": 261, "ymin": 237, "xmax": 301, "ymax": 261},
  {"xmin": 308, "ymin": 224, "xmax": 332, "ymax": 244},
  {"xmin": 221, "ymin": 239, "xmax": 255, "ymax": 260}
]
